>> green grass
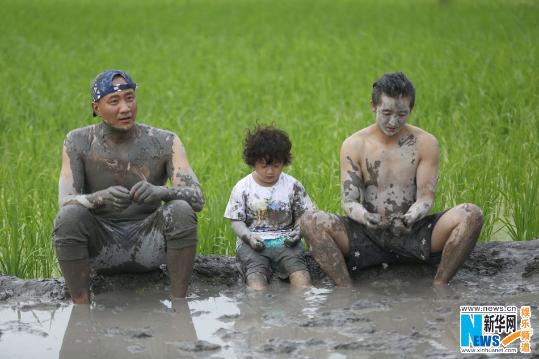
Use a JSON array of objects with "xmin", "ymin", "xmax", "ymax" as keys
[{"xmin": 0, "ymin": 0, "xmax": 537, "ymax": 278}]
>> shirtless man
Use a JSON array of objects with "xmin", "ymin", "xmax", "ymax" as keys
[
  {"xmin": 301, "ymin": 72, "xmax": 483, "ymax": 287},
  {"xmin": 53, "ymin": 70, "xmax": 204, "ymax": 303}
]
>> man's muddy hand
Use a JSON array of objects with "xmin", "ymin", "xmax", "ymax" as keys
[
  {"xmin": 130, "ymin": 181, "xmax": 168, "ymax": 204},
  {"xmin": 390, "ymin": 216, "xmax": 412, "ymax": 237},
  {"xmin": 88, "ymin": 186, "xmax": 131, "ymax": 211},
  {"xmin": 249, "ymin": 235, "xmax": 265, "ymax": 252},
  {"xmin": 284, "ymin": 225, "xmax": 301, "ymax": 247},
  {"xmin": 362, "ymin": 212, "xmax": 383, "ymax": 230},
  {"xmin": 402, "ymin": 212, "xmax": 416, "ymax": 228}
]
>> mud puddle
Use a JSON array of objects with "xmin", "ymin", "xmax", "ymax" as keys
[
  {"xmin": 1, "ymin": 240, "xmax": 538, "ymax": 358},
  {"xmin": 1, "ymin": 280, "xmax": 537, "ymax": 358}
]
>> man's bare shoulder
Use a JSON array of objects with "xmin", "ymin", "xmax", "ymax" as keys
[
  {"xmin": 65, "ymin": 124, "xmax": 98, "ymax": 139},
  {"xmin": 136, "ymin": 123, "xmax": 176, "ymax": 139},
  {"xmin": 407, "ymin": 125, "xmax": 439, "ymax": 153},
  {"xmin": 137, "ymin": 123, "xmax": 179, "ymax": 154},
  {"xmin": 64, "ymin": 124, "xmax": 100, "ymax": 150},
  {"xmin": 342, "ymin": 125, "xmax": 377, "ymax": 151}
]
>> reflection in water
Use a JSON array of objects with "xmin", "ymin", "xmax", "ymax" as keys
[
  {"xmin": 0, "ymin": 302, "xmax": 71, "ymax": 359},
  {"xmin": 2, "ymin": 276, "xmax": 537, "ymax": 358},
  {"xmin": 59, "ymin": 290, "xmax": 197, "ymax": 359}
]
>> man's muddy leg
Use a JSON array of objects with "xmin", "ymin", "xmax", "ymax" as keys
[
  {"xmin": 58, "ymin": 259, "xmax": 90, "ymax": 304},
  {"xmin": 53, "ymin": 205, "xmax": 100, "ymax": 305},
  {"xmin": 300, "ymin": 211, "xmax": 353, "ymax": 287},
  {"xmin": 162, "ymin": 200, "xmax": 198, "ymax": 298},
  {"xmin": 247, "ymin": 273, "xmax": 269, "ymax": 290},
  {"xmin": 431, "ymin": 203, "xmax": 483, "ymax": 286},
  {"xmin": 167, "ymin": 245, "xmax": 196, "ymax": 298},
  {"xmin": 289, "ymin": 270, "xmax": 311, "ymax": 288}
]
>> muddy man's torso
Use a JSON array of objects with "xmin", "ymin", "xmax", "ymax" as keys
[
  {"xmin": 64, "ymin": 123, "xmax": 175, "ymax": 218},
  {"xmin": 356, "ymin": 128, "xmax": 422, "ymax": 224}
]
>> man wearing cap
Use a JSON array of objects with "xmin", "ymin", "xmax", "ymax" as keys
[{"xmin": 53, "ymin": 70, "xmax": 204, "ymax": 304}]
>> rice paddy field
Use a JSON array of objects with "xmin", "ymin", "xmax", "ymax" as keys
[{"xmin": 0, "ymin": 0, "xmax": 538, "ymax": 279}]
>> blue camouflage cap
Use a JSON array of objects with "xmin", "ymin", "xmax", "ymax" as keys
[{"xmin": 91, "ymin": 69, "xmax": 137, "ymax": 116}]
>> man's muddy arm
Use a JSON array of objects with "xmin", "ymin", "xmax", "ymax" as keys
[
  {"xmin": 58, "ymin": 138, "xmax": 88, "ymax": 208},
  {"xmin": 403, "ymin": 135, "xmax": 440, "ymax": 227},
  {"xmin": 162, "ymin": 136, "xmax": 205, "ymax": 212},
  {"xmin": 230, "ymin": 220, "xmax": 265, "ymax": 251},
  {"xmin": 340, "ymin": 141, "xmax": 381, "ymax": 228}
]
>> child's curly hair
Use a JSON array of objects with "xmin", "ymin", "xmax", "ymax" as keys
[{"xmin": 243, "ymin": 125, "xmax": 292, "ymax": 167}]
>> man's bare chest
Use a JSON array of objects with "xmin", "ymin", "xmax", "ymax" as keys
[{"xmin": 360, "ymin": 143, "xmax": 418, "ymax": 189}]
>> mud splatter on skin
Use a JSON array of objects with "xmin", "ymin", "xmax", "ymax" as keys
[
  {"xmin": 346, "ymin": 156, "xmax": 360, "ymax": 172},
  {"xmin": 364, "ymin": 159, "xmax": 381, "ymax": 187},
  {"xmin": 363, "ymin": 202, "xmax": 377, "ymax": 213},
  {"xmin": 60, "ymin": 122, "xmax": 204, "ymax": 216},
  {"xmin": 434, "ymin": 204, "xmax": 484, "ymax": 284},
  {"xmin": 167, "ymin": 174, "xmax": 204, "ymax": 212},
  {"xmin": 383, "ymin": 198, "xmax": 414, "ymax": 218},
  {"xmin": 374, "ymin": 95, "xmax": 411, "ymax": 137},
  {"xmin": 300, "ymin": 211, "xmax": 352, "ymax": 286},
  {"xmin": 398, "ymin": 134, "xmax": 416, "ymax": 147},
  {"xmin": 342, "ymin": 170, "xmax": 364, "ymax": 203},
  {"xmin": 403, "ymin": 201, "xmax": 432, "ymax": 228}
]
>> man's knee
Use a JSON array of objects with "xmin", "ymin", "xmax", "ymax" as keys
[
  {"xmin": 54, "ymin": 204, "xmax": 93, "ymax": 231},
  {"xmin": 165, "ymin": 200, "xmax": 196, "ymax": 223},
  {"xmin": 299, "ymin": 209, "xmax": 316, "ymax": 227},
  {"xmin": 459, "ymin": 203, "xmax": 484, "ymax": 228},
  {"xmin": 300, "ymin": 210, "xmax": 334, "ymax": 244},
  {"xmin": 163, "ymin": 200, "xmax": 198, "ymax": 249},
  {"xmin": 53, "ymin": 205, "xmax": 93, "ymax": 260}
]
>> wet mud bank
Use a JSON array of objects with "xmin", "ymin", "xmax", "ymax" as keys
[
  {"xmin": 1, "ymin": 240, "xmax": 538, "ymax": 301},
  {"xmin": 1, "ymin": 240, "xmax": 538, "ymax": 358}
]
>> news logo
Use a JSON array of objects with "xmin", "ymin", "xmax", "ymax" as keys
[{"xmin": 460, "ymin": 305, "xmax": 533, "ymax": 354}]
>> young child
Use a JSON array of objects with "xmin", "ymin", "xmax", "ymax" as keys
[{"xmin": 224, "ymin": 125, "xmax": 315, "ymax": 290}]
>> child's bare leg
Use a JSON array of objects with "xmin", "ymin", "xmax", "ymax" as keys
[
  {"xmin": 247, "ymin": 273, "xmax": 268, "ymax": 290},
  {"xmin": 289, "ymin": 270, "xmax": 312, "ymax": 288}
]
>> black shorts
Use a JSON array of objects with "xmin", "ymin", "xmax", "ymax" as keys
[{"xmin": 339, "ymin": 211, "xmax": 447, "ymax": 274}]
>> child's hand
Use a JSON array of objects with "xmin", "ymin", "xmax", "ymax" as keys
[
  {"xmin": 249, "ymin": 235, "xmax": 265, "ymax": 252},
  {"xmin": 284, "ymin": 226, "xmax": 301, "ymax": 247}
]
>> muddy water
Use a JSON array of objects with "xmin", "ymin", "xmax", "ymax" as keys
[
  {"xmin": 0, "ymin": 278, "xmax": 537, "ymax": 358},
  {"xmin": 1, "ymin": 240, "xmax": 539, "ymax": 358}
]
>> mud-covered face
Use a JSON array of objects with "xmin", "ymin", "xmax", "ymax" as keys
[
  {"xmin": 253, "ymin": 159, "xmax": 284, "ymax": 186},
  {"xmin": 372, "ymin": 94, "xmax": 411, "ymax": 137},
  {"xmin": 92, "ymin": 76, "xmax": 137, "ymax": 131}
]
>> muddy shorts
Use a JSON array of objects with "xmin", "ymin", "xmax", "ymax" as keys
[
  {"xmin": 52, "ymin": 200, "xmax": 197, "ymax": 273},
  {"xmin": 236, "ymin": 242, "xmax": 308, "ymax": 281},
  {"xmin": 340, "ymin": 211, "xmax": 447, "ymax": 275}
]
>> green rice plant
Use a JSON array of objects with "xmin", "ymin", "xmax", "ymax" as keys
[
  {"xmin": 499, "ymin": 158, "xmax": 539, "ymax": 242},
  {"xmin": 0, "ymin": 187, "xmax": 58, "ymax": 278}
]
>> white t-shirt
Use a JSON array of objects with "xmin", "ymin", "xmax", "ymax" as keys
[{"xmin": 224, "ymin": 172, "xmax": 315, "ymax": 244}]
